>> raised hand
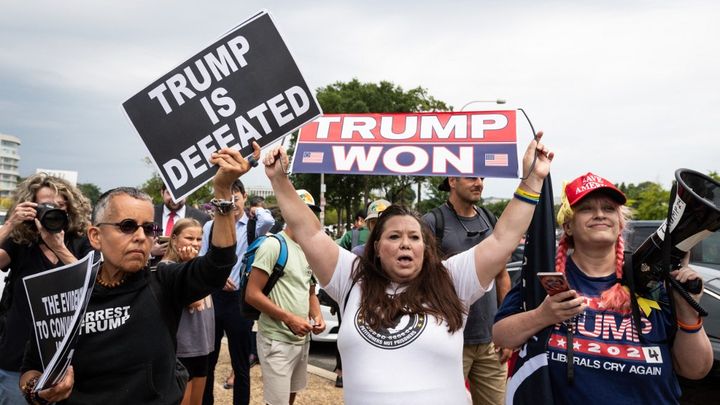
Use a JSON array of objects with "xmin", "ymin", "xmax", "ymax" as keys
[
  {"xmin": 211, "ymin": 141, "xmax": 261, "ymax": 193},
  {"xmin": 521, "ymin": 131, "xmax": 554, "ymax": 192},
  {"xmin": 263, "ymin": 145, "xmax": 289, "ymax": 181}
]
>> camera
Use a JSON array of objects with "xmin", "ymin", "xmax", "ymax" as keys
[{"xmin": 33, "ymin": 203, "xmax": 69, "ymax": 233}]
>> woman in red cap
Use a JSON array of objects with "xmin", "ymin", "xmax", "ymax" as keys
[{"xmin": 493, "ymin": 172, "xmax": 712, "ymax": 404}]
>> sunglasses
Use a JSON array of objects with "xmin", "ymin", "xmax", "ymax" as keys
[
  {"xmin": 446, "ymin": 201, "xmax": 489, "ymax": 238},
  {"xmin": 96, "ymin": 219, "xmax": 160, "ymax": 237}
]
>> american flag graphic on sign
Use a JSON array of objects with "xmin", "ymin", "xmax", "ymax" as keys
[
  {"xmin": 484, "ymin": 153, "xmax": 508, "ymax": 167},
  {"xmin": 302, "ymin": 151, "xmax": 324, "ymax": 163}
]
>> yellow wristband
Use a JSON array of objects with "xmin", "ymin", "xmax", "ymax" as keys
[{"xmin": 515, "ymin": 187, "xmax": 540, "ymax": 200}]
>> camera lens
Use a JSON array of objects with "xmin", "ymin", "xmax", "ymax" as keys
[{"xmin": 36, "ymin": 203, "xmax": 69, "ymax": 233}]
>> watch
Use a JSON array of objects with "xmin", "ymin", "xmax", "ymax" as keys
[{"xmin": 210, "ymin": 198, "xmax": 236, "ymax": 216}]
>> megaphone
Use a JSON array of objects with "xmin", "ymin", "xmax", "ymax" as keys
[{"xmin": 631, "ymin": 169, "xmax": 720, "ymax": 300}]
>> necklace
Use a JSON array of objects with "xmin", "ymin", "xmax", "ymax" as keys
[{"xmin": 96, "ymin": 268, "xmax": 127, "ymax": 288}]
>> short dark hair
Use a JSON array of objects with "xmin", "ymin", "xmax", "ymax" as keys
[
  {"xmin": 93, "ymin": 187, "xmax": 152, "ymax": 224},
  {"xmin": 249, "ymin": 195, "xmax": 265, "ymax": 207},
  {"xmin": 355, "ymin": 210, "xmax": 366, "ymax": 221},
  {"xmin": 231, "ymin": 179, "xmax": 245, "ymax": 194}
]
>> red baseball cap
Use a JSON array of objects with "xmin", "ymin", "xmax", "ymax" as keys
[{"xmin": 564, "ymin": 172, "xmax": 626, "ymax": 206}]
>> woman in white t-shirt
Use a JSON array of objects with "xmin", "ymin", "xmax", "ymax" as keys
[{"xmin": 261, "ymin": 134, "xmax": 553, "ymax": 404}]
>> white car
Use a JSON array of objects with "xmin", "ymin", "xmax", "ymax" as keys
[{"xmin": 312, "ymin": 286, "xmax": 340, "ymax": 342}]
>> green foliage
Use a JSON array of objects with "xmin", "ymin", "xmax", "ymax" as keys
[
  {"xmin": 77, "ymin": 183, "xmax": 102, "ymax": 205},
  {"xmin": 416, "ymin": 177, "xmax": 447, "ymax": 214},
  {"xmin": 138, "ymin": 169, "xmax": 214, "ymax": 207},
  {"xmin": 484, "ymin": 199, "xmax": 510, "ymax": 218},
  {"xmin": 385, "ymin": 176, "xmax": 417, "ymax": 207},
  {"xmin": 315, "ymin": 79, "xmax": 450, "ymax": 114},
  {"xmin": 139, "ymin": 174, "xmax": 164, "ymax": 204},
  {"xmin": 618, "ymin": 181, "xmax": 670, "ymax": 220},
  {"xmin": 187, "ymin": 183, "xmax": 215, "ymax": 207}
]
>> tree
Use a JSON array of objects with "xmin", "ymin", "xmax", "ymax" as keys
[
  {"xmin": 416, "ymin": 177, "xmax": 447, "ymax": 214},
  {"xmin": 138, "ymin": 158, "xmax": 214, "ymax": 208},
  {"xmin": 289, "ymin": 79, "xmax": 451, "ymax": 225},
  {"xmin": 484, "ymin": 199, "xmax": 511, "ymax": 218},
  {"xmin": 77, "ymin": 183, "xmax": 102, "ymax": 206},
  {"xmin": 618, "ymin": 181, "xmax": 670, "ymax": 220}
]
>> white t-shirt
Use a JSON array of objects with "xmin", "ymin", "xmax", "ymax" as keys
[{"xmin": 323, "ymin": 248, "xmax": 492, "ymax": 405}]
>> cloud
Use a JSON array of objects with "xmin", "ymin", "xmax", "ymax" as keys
[{"xmin": 0, "ymin": 0, "xmax": 718, "ymax": 201}]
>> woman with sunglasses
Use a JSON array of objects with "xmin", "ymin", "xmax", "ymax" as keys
[
  {"xmin": 160, "ymin": 218, "xmax": 212, "ymax": 405},
  {"xmin": 0, "ymin": 173, "xmax": 93, "ymax": 404},
  {"xmin": 262, "ymin": 134, "xmax": 553, "ymax": 404},
  {"xmin": 19, "ymin": 146, "xmax": 257, "ymax": 405}
]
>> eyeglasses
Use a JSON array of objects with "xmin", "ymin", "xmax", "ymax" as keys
[
  {"xmin": 96, "ymin": 219, "xmax": 160, "ymax": 237},
  {"xmin": 446, "ymin": 201, "xmax": 489, "ymax": 238}
]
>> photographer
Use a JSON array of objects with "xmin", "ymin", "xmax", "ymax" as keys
[{"xmin": 0, "ymin": 173, "xmax": 93, "ymax": 403}]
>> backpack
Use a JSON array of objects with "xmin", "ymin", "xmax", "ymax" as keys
[
  {"xmin": 350, "ymin": 228, "xmax": 360, "ymax": 249},
  {"xmin": 430, "ymin": 204, "xmax": 497, "ymax": 256},
  {"xmin": 238, "ymin": 234, "xmax": 289, "ymax": 320}
]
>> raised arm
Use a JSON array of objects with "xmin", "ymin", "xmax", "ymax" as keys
[
  {"xmin": 473, "ymin": 132, "xmax": 554, "ymax": 287},
  {"xmin": 263, "ymin": 146, "xmax": 339, "ymax": 286}
]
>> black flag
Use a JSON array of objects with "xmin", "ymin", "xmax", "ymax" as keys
[
  {"xmin": 521, "ymin": 173, "xmax": 557, "ymax": 310},
  {"xmin": 505, "ymin": 174, "xmax": 558, "ymax": 404}
]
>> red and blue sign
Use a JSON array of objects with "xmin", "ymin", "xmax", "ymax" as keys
[{"xmin": 290, "ymin": 111, "xmax": 518, "ymax": 178}]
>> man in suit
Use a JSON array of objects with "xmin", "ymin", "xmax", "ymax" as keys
[{"xmin": 150, "ymin": 184, "xmax": 211, "ymax": 263}]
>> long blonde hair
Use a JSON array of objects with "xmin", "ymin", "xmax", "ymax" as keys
[{"xmin": 162, "ymin": 218, "xmax": 202, "ymax": 263}]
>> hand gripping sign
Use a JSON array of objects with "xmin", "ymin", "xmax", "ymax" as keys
[
  {"xmin": 290, "ymin": 111, "xmax": 518, "ymax": 178},
  {"xmin": 123, "ymin": 10, "xmax": 321, "ymax": 201}
]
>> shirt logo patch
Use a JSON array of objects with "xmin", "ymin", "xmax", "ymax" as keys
[{"xmin": 353, "ymin": 309, "xmax": 426, "ymax": 350}]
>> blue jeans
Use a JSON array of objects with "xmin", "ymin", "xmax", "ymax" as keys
[{"xmin": 0, "ymin": 368, "xmax": 23, "ymax": 405}]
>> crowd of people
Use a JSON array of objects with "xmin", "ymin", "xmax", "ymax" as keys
[{"xmin": 0, "ymin": 133, "xmax": 713, "ymax": 405}]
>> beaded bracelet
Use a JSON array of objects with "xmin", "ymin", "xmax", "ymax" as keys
[
  {"xmin": 677, "ymin": 317, "xmax": 703, "ymax": 333},
  {"xmin": 521, "ymin": 180, "xmax": 541, "ymax": 195},
  {"xmin": 514, "ymin": 187, "xmax": 540, "ymax": 205}
]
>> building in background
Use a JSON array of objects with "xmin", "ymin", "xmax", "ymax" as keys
[
  {"xmin": 0, "ymin": 133, "xmax": 21, "ymax": 198},
  {"xmin": 246, "ymin": 186, "xmax": 273, "ymax": 198}
]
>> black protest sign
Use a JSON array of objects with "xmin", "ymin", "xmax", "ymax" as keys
[
  {"xmin": 123, "ymin": 11, "xmax": 322, "ymax": 201},
  {"xmin": 22, "ymin": 252, "xmax": 99, "ymax": 390}
]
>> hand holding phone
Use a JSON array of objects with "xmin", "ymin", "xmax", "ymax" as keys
[{"xmin": 537, "ymin": 272, "xmax": 570, "ymax": 296}]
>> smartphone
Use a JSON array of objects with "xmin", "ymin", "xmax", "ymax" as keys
[
  {"xmin": 537, "ymin": 272, "xmax": 570, "ymax": 296},
  {"xmin": 157, "ymin": 236, "xmax": 170, "ymax": 244}
]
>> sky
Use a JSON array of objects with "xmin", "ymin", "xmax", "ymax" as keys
[{"xmin": 1, "ymin": 0, "xmax": 719, "ymax": 202}]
